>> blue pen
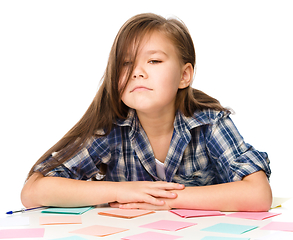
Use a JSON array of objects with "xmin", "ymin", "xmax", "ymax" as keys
[{"xmin": 6, "ymin": 206, "xmax": 47, "ymax": 214}]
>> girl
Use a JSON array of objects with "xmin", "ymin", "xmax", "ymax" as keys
[{"xmin": 21, "ymin": 13, "xmax": 272, "ymax": 211}]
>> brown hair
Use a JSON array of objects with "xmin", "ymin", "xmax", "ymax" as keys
[{"xmin": 27, "ymin": 13, "xmax": 228, "ymax": 179}]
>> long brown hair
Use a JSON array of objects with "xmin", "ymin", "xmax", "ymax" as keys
[{"xmin": 27, "ymin": 13, "xmax": 227, "ymax": 179}]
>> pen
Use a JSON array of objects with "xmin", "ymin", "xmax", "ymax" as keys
[{"xmin": 6, "ymin": 206, "xmax": 47, "ymax": 215}]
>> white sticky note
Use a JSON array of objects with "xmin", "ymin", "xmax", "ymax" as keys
[{"xmin": 0, "ymin": 216, "xmax": 30, "ymax": 227}]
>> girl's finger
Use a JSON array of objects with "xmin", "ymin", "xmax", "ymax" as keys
[
  {"xmin": 149, "ymin": 190, "xmax": 178, "ymax": 199},
  {"xmin": 119, "ymin": 203, "xmax": 150, "ymax": 209},
  {"xmin": 119, "ymin": 202, "xmax": 170, "ymax": 210},
  {"xmin": 142, "ymin": 194, "xmax": 165, "ymax": 206},
  {"xmin": 109, "ymin": 202, "xmax": 120, "ymax": 208},
  {"xmin": 153, "ymin": 182, "xmax": 185, "ymax": 190}
]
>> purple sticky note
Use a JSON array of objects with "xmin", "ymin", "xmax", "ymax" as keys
[
  {"xmin": 0, "ymin": 228, "xmax": 45, "ymax": 239},
  {"xmin": 170, "ymin": 209, "xmax": 224, "ymax": 218},
  {"xmin": 140, "ymin": 220, "xmax": 196, "ymax": 231},
  {"xmin": 121, "ymin": 231, "xmax": 182, "ymax": 240},
  {"xmin": 226, "ymin": 211, "xmax": 281, "ymax": 220},
  {"xmin": 261, "ymin": 221, "xmax": 293, "ymax": 232}
]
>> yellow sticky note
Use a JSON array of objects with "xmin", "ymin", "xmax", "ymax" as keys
[{"xmin": 271, "ymin": 197, "xmax": 291, "ymax": 209}]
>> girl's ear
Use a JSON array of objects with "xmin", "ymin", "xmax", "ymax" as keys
[{"xmin": 178, "ymin": 63, "xmax": 194, "ymax": 89}]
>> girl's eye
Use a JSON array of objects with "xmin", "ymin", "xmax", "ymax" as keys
[
  {"xmin": 123, "ymin": 61, "xmax": 132, "ymax": 66},
  {"xmin": 149, "ymin": 60, "xmax": 162, "ymax": 64}
]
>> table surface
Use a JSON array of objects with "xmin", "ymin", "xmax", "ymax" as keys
[{"xmin": 1, "ymin": 199, "xmax": 293, "ymax": 240}]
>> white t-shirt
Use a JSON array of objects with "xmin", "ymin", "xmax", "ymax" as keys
[{"xmin": 155, "ymin": 158, "xmax": 166, "ymax": 180}]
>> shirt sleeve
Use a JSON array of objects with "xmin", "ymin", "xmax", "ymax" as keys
[
  {"xmin": 206, "ymin": 111, "xmax": 271, "ymax": 183},
  {"xmin": 34, "ymin": 136, "xmax": 111, "ymax": 180}
]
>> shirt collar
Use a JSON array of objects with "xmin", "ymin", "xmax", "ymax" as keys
[{"xmin": 115, "ymin": 108, "xmax": 213, "ymax": 133}]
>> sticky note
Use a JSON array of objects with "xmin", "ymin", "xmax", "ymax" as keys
[
  {"xmin": 39, "ymin": 215, "xmax": 82, "ymax": 225},
  {"xmin": 226, "ymin": 211, "xmax": 281, "ymax": 220},
  {"xmin": 256, "ymin": 231, "xmax": 293, "ymax": 239},
  {"xmin": 261, "ymin": 221, "xmax": 293, "ymax": 232},
  {"xmin": 170, "ymin": 209, "xmax": 224, "ymax": 218},
  {"xmin": 201, "ymin": 237, "xmax": 250, "ymax": 240},
  {"xmin": 70, "ymin": 225, "xmax": 128, "ymax": 237},
  {"xmin": 121, "ymin": 231, "xmax": 182, "ymax": 240},
  {"xmin": 201, "ymin": 223, "xmax": 258, "ymax": 234},
  {"xmin": 98, "ymin": 209, "xmax": 155, "ymax": 218},
  {"xmin": 271, "ymin": 197, "xmax": 291, "ymax": 209},
  {"xmin": 0, "ymin": 216, "xmax": 29, "ymax": 227},
  {"xmin": 140, "ymin": 220, "xmax": 196, "ymax": 231},
  {"xmin": 42, "ymin": 206, "xmax": 93, "ymax": 215},
  {"xmin": 51, "ymin": 236, "xmax": 88, "ymax": 240},
  {"xmin": 0, "ymin": 228, "xmax": 45, "ymax": 239}
]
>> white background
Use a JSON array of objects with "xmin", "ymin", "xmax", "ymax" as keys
[{"xmin": 1, "ymin": 0, "xmax": 292, "ymax": 215}]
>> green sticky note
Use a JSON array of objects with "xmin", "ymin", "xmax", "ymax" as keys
[
  {"xmin": 41, "ymin": 206, "xmax": 94, "ymax": 215},
  {"xmin": 201, "ymin": 223, "xmax": 258, "ymax": 234}
]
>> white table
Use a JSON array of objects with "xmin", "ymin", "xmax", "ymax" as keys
[{"xmin": 1, "ymin": 199, "xmax": 293, "ymax": 240}]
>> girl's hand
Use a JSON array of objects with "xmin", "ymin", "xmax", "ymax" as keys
[
  {"xmin": 109, "ymin": 198, "xmax": 172, "ymax": 210},
  {"xmin": 114, "ymin": 181, "xmax": 184, "ymax": 206}
]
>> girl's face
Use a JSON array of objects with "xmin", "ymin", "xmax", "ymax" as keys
[{"xmin": 120, "ymin": 31, "xmax": 191, "ymax": 116}]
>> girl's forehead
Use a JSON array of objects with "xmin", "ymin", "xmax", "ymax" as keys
[{"xmin": 129, "ymin": 31, "xmax": 176, "ymax": 57}]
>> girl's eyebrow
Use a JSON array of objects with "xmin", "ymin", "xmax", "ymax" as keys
[{"xmin": 145, "ymin": 50, "xmax": 168, "ymax": 56}]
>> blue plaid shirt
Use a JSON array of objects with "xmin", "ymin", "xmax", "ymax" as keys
[{"xmin": 35, "ymin": 109, "xmax": 271, "ymax": 186}]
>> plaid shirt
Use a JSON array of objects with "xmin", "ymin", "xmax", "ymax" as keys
[{"xmin": 35, "ymin": 109, "xmax": 271, "ymax": 186}]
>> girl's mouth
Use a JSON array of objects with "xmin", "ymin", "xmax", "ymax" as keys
[{"xmin": 131, "ymin": 86, "xmax": 152, "ymax": 92}]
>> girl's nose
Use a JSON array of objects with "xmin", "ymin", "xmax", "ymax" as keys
[
  {"xmin": 133, "ymin": 73, "xmax": 144, "ymax": 78},
  {"xmin": 132, "ymin": 65, "xmax": 147, "ymax": 79}
]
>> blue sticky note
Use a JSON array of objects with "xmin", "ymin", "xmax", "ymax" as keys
[
  {"xmin": 201, "ymin": 236, "xmax": 250, "ymax": 240},
  {"xmin": 201, "ymin": 223, "xmax": 258, "ymax": 234},
  {"xmin": 42, "ymin": 206, "xmax": 94, "ymax": 215},
  {"xmin": 52, "ymin": 236, "xmax": 88, "ymax": 240}
]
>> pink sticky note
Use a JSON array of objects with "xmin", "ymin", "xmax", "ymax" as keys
[
  {"xmin": 170, "ymin": 209, "xmax": 224, "ymax": 218},
  {"xmin": 40, "ymin": 215, "xmax": 82, "ymax": 225},
  {"xmin": 140, "ymin": 220, "xmax": 196, "ymax": 231},
  {"xmin": 0, "ymin": 228, "xmax": 45, "ymax": 239},
  {"xmin": 70, "ymin": 225, "xmax": 128, "ymax": 237},
  {"xmin": 227, "ymin": 212, "xmax": 281, "ymax": 220},
  {"xmin": 121, "ymin": 231, "xmax": 182, "ymax": 240},
  {"xmin": 98, "ymin": 209, "xmax": 155, "ymax": 218},
  {"xmin": 261, "ymin": 221, "xmax": 293, "ymax": 232}
]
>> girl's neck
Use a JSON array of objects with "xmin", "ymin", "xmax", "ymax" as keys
[
  {"xmin": 136, "ymin": 108, "xmax": 175, "ymax": 138},
  {"xmin": 136, "ymin": 108, "xmax": 175, "ymax": 162}
]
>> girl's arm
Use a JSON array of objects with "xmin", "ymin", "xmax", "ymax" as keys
[
  {"xmin": 114, "ymin": 170, "xmax": 272, "ymax": 211},
  {"xmin": 170, "ymin": 170, "xmax": 272, "ymax": 211},
  {"xmin": 21, "ymin": 172, "xmax": 184, "ymax": 208}
]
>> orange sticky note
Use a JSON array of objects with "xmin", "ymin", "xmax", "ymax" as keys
[
  {"xmin": 70, "ymin": 225, "xmax": 128, "ymax": 237},
  {"xmin": 39, "ymin": 215, "xmax": 82, "ymax": 225},
  {"xmin": 98, "ymin": 209, "xmax": 155, "ymax": 219}
]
